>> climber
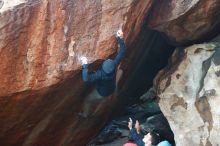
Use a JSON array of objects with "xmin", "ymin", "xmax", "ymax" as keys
[
  {"xmin": 80, "ymin": 29, "xmax": 126, "ymax": 97},
  {"xmin": 78, "ymin": 29, "xmax": 126, "ymax": 117},
  {"xmin": 128, "ymin": 117, "xmax": 160, "ymax": 146}
]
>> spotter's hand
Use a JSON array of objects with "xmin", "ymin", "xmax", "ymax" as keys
[{"xmin": 128, "ymin": 117, "xmax": 133, "ymax": 130}]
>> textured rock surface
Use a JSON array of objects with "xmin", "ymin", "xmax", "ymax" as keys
[
  {"xmin": 149, "ymin": 0, "xmax": 220, "ymax": 44},
  {"xmin": 3, "ymin": 0, "xmax": 220, "ymax": 145},
  {"xmin": 155, "ymin": 37, "xmax": 220, "ymax": 145},
  {"xmin": 0, "ymin": 0, "xmax": 154, "ymax": 146}
]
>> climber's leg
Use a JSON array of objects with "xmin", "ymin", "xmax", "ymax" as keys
[{"xmin": 79, "ymin": 89, "xmax": 103, "ymax": 117}]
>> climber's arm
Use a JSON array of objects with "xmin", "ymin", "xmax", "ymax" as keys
[
  {"xmin": 114, "ymin": 30, "xmax": 126, "ymax": 65},
  {"xmin": 82, "ymin": 64, "xmax": 102, "ymax": 82}
]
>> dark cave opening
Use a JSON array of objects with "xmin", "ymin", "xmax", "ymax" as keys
[{"xmin": 115, "ymin": 27, "xmax": 175, "ymax": 110}]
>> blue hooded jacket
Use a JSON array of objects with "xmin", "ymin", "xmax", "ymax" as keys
[{"xmin": 82, "ymin": 37, "xmax": 126, "ymax": 97}]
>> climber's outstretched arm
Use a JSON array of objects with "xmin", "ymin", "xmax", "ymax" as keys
[{"xmin": 114, "ymin": 30, "xmax": 126, "ymax": 65}]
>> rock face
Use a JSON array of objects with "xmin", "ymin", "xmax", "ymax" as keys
[
  {"xmin": 149, "ymin": 0, "xmax": 220, "ymax": 44},
  {"xmin": 155, "ymin": 37, "xmax": 220, "ymax": 145},
  {"xmin": 2, "ymin": 0, "xmax": 220, "ymax": 145},
  {"xmin": 0, "ymin": 0, "xmax": 154, "ymax": 146},
  {"xmin": 150, "ymin": 1, "xmax": 220, "ymax": 145}
]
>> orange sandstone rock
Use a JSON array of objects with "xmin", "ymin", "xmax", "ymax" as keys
[{"xmin": 0, "ymin": 0, "xmax": 153, "ymax": 146}]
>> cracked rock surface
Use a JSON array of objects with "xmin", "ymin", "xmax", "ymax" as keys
[
  {"xmin": 149, "ymin": 0, "xmax": 220, "ymax": 45},
  {"xmin": 155, "ymin": 36, "xmax": 220, "ymax": 146}
]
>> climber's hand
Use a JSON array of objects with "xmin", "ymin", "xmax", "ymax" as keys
[
  {"xmin": 116, "ymin": 29, "xmax": 123, "ymax": 39},
  {"xmin": 128, "ymin": 117, "xmax": 133, "ymax": 130},
  {"xmin": 80, "ymin": 56, "xmax": 88, "ymax": 65}
]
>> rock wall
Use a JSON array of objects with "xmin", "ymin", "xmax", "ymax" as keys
[
  {"xmin": 150, "ymin": 1, "xmax": 220, "ymax": 145},
  {"xmin": 1, "ymin": 0, "xmax": 220, "ymax": 145},
  {"xmin": 0, "ymin": 0, "xmax": 154, "ymax": 146},
  {"xmin": 148, "ymin": 0, "xmax": 220, "ymax": 45},
  {"xmin": 155, "ymin": 38, "xmax": 220, "ymax": 145}
]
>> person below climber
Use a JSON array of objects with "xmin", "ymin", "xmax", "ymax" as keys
[
  {"xmin": 128, "ymin": 117, "xmax": 161, "ymax": 146},
  {"xmin": 79, "ymin": 29, "xmax": 126, "ymax": 117}
]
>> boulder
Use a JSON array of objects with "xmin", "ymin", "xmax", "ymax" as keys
[
  {"xmin": 154, "ymin": 36, "xmax": 220, "ymax": 145},
  {"xmin": 0, "ymin": 0, "xmax": 154, "ymax": 146},
  {"xmin": 148, "ymin": 0, "xmax": 220, "ymax": 45}
]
